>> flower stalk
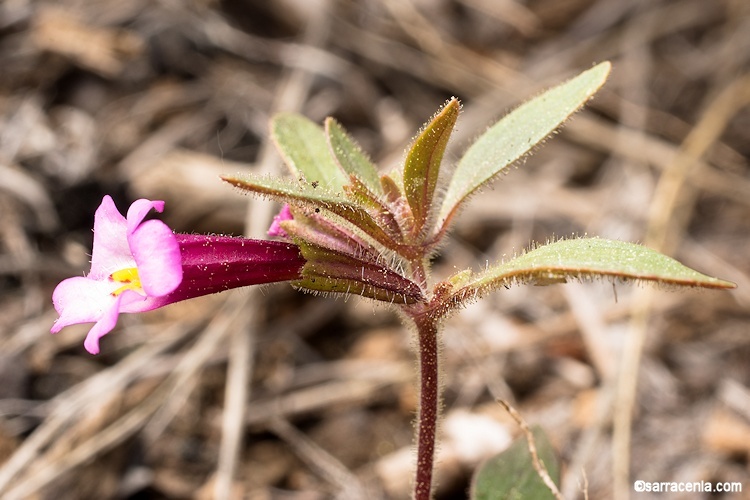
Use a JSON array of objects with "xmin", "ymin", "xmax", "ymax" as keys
[{"xmin": 407, "ymin": 310, "xmax": 441, "ymax": 500}]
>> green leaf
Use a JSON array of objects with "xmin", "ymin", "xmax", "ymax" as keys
[
  {"xmin": 222, "ymin": 172, "xmax": 346, "ymax": 208},
  {"xmin": 444, "ymin": 238, "xmax": 735, "ymax": 310},
  {"xmin": 439, "ymin": 62, "xmax": 612, "ymax": 231},
  {"xmin": 326, "ymin": 118, "xmax": 383, "ymax": 195},
  {"xmin": 470, "ymin": 426, "xmax": 560, "ymax": 500},
  {"xmin": 272, "ymin": 113, "xmax": 350, "ymax": 193},
  {"xmin": 222, "ymin": 173, "xmax": 400, "ymax": 249},
  {"xmin": 404, "ymin": 98, "xmax": 460, "ymax": 236}
]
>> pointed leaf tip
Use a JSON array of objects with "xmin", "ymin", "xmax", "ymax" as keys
[{"xmin": 326, "ymin": 117, "xmax": 383, "ymax": 196}]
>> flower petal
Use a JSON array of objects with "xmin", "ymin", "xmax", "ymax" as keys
[
  {"xmin": 90, "ymin": 196, "xmax": 131, "ymax": 278},
  {"xmin": 128, "ymin": 218, "xmax": 183, "ymax": 296},
  {"xmin": 83, "ymin": 293, "xmax": 125, "ymax": 355},
  {"xmin": 126, "ymin": 199, "xmax": 166, "ymax": 231},
  {"xmin": 51, "ymin": 276, "xmax": 118, "ymax": 333}
]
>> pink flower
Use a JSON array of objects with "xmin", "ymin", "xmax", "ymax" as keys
[{"xmin": 52, "ymin": 196, "xmax": 305, "ymax": 354}]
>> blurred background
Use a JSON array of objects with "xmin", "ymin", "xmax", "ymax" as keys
[{"xmin": 1, "ymin": 0, "xmax": 749, "ymax": 498}]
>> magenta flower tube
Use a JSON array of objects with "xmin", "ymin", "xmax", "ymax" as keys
[{"xmin": 169, "ymin": 233, "xmax": 305, "ymax": 300}]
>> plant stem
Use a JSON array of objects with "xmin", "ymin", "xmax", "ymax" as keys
[{"xmin": 410, "ymin": 311, "xmax": 440, "ymax": 500}]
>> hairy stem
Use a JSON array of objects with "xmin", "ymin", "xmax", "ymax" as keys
[{"xmin": 409, "ymin": 312, "xmax": 441, "ymax": 500}]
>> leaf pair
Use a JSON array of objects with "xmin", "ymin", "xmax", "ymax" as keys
[
  {"xmin": 370, "ymin": 62, "xmax": 614, "ymax": 244},
  {"xmin": 223, "ymin": 114, "xmax": 406, "ymax": 250},
  {"xmin": 226, "ymin": 62, "xmax": 613, "ymax": 251}
]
